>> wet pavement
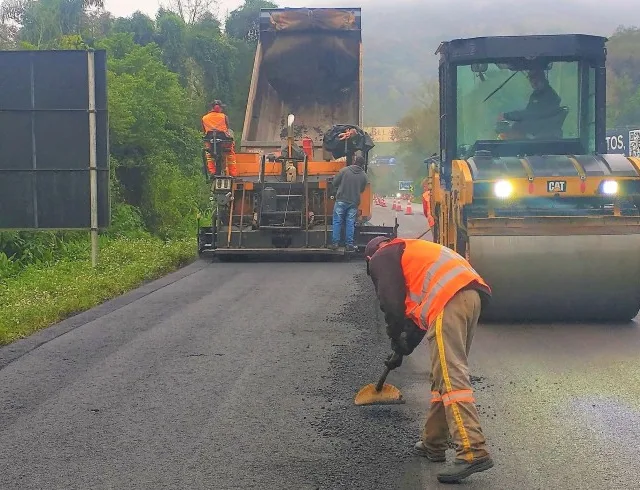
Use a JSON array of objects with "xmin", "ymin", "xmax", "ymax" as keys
[{"xmin": 0, "ymin": 205, "xmax": 638, "ymax": 489}]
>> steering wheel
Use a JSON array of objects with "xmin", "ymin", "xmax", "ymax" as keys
[{"xmin": 495, "ymin": 117, "xmax": 525, "ymax": 140}]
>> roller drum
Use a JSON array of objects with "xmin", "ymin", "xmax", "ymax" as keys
[{"xmin": 470, "ymin": 234, "xmax": 640, "ymax": 322}]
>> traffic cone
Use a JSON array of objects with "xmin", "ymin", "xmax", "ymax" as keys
[
  {"xmin": 405, "ymin": 200, "xmax": 413, "ymax": 215},
  {"xmin": 392, "ymin": 199, "xmax": 397, "ymax": 211},
  {"xmin": 397, "ymin": 199, "xmax": 403, "ymax": 212},
  {"xmin": 381, "ymin": 197, "xmax": 387, "ymax": 207}
]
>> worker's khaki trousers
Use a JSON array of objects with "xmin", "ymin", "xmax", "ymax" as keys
[{"xmin": 421, "ymin": 289, "xmax": 490, "ymax": 462}]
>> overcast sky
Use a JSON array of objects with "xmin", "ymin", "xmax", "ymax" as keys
[
  {"xmin": 104, "ymin": 0, "xmax": 309, "ymax": 18},
  {"xmin": 103, "ymin": 0, "xmax": 622, "ymax": 17}
]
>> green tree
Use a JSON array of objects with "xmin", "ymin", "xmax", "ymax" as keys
[
  {"xmin": 606, "ymin": 26, "xmax": 640, "ymax": 127},
  {"xmin": 395, "ymin": 80, "xmax": 439, "ymax": 184},
  {"xmin": 0, "ymin": 21, "xmax": 17, "ymax": 47},
  {"xmin": 112, "ymin": 11, "xmax": 154, "ymax": 45},
  {"xmin": 96, "ymin": 33, "xmax": 205, "ymax": 236},
  {"xmin": 155, "ymin": 8, "xmax": 188, "ymax": 80},
  {"xmin": 1, "ymin": 0, "xmax": 104, "ymax": 48},
  {"xmin": 225, "ymin": 0, "xmax": 277, "ymax": 44}
]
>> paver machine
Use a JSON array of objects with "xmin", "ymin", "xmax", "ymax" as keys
[
  {"xmin": 197, "ymin": 7, "xmax": 398, "ymax": 260},
  {"xmin": 427, "ymin": 34, "xmax": 640, "ymax": 322}
]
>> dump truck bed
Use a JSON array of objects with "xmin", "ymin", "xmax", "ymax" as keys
[{"xmin": 241, "ymin": 8, "xmax": 362, "ymax": 154}]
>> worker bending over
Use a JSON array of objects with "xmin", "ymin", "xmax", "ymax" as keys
[
  {"xmin": 201, "ymin": 101, "xmax": 238, "ymax": 177},
  {"xmin": 364, "ymin": 236, "xmax": 494, "ymax": 484}
]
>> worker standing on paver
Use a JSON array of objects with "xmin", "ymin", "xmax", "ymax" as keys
[
  {"xmin": 329, "ymin": 155, "xmax": 368, "ymax": 252},
  {"xmin": 364, "ymin": 236, "xmax": 494, "ymax": 484}
]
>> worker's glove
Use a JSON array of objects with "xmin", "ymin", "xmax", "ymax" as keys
[
  {"xmin": 384, "ymin": 351, "xmax": 403, "ymax": 370},
  {"xmin": 385, "ymin": 320, "xmax": 403, "ymax": 341},
  {"xmin": 391, "ymin": 321, "xmax": 427, "ymax": 356}
]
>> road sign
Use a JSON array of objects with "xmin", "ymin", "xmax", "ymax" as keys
[
  {"xmin": 0, "ymin": 49, "xmax": 110, "ymax": 231},
  {"xmin": 399, "ymin": 180, "xmax": 413, "ymax": 191},
  {"xmin": 606, "ymin": 127, "xmax": 640, "ymax": 157}
]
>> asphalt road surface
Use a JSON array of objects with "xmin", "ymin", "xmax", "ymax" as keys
[{"xmin": 1, "ymin": 205, "xmax": 639, "ymax": 489}]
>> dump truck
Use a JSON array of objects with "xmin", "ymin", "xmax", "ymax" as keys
[
  {"xmin": 197, "ymin": 7, "xmax": 397, "ymax": 260},
  {"xmin": 428, "ymin": 34, "xmax": 640, "ymax": 322}
]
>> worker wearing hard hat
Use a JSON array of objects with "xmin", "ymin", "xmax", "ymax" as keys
[
  {"xmin": 201, "ymin": 101, "xmax": 238, "ymax": 177},
  {"xmin": 364, "ymin": 236, "xmax": 494, "ymax": 484}
]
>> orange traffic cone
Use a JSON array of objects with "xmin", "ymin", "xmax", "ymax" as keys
[
  {"xmin": 396, "ymin": 199, "xmax": 403, "ymax": 212},
  {"xmin": 405, "ymin": 200, "xmax": 413, "ymax": 215},
  {"xmin": 392, "ymin": 199, "xmax": 397, "ymax": 211}
]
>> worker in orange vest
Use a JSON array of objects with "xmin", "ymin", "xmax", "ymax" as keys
[
  {"xmin": 364, "ymin": 236, "xmax": 494, "ymax": 484},
  {"xmin": 201, "ymin": 101, "xmax": 238, "ymax": 177},
  {"xmin": 422, "ymin": 178, "xmax": 435, "ymax": 229}
]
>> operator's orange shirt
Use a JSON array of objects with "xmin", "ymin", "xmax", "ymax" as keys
[{"xmin": 202, "ymin": 111, "xmax": 229, "ymax": 133}]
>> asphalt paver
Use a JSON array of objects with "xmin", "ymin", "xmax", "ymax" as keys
[{"xmin": 1, "ymin": 208, "xmax": 639, "ymax": 489}]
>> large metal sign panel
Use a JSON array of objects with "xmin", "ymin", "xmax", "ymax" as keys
[
  {"xmin": 606, "ymin": 127, "xmax": 640, "ymax": 157},
  {"xmin": 0, "ymin": 49, "xmax": 109, "ymax": 229}
]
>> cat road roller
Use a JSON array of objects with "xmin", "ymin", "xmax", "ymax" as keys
[{"xmin": 428, "ymin": 34, "xmax": 640, "ymax": 322}]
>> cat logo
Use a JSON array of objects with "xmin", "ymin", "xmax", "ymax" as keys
[{"xmin": 547, "ymin": 180, "xmax": 567, "ymax": 193}]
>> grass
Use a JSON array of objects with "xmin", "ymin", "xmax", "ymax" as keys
[{"xmin": 0, "ymin": 236, "xmax": 196, "ymax": 346}]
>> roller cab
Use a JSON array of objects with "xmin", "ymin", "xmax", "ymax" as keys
[{"xmin": 430, "ymin": 34, "xmax": 640, "ymax": 321}]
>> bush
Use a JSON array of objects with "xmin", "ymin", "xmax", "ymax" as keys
[
  {"xmin": 0, "ymin": 236, "xmax": 196, "ymax": 346},
  {"xmin": 142, "ymin": 159, "xmax": 208, "ymax": 239}
]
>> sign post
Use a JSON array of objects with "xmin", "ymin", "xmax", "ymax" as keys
[{"xmin": 88, "ymin": 50, "xmax": 99, "ymax": 267}]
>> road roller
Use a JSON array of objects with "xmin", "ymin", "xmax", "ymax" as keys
[{"xmin": 428, "ymin": 34, "xmax": 640, "ymax": 322}]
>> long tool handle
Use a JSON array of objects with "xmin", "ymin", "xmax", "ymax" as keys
[
  {"xmin": 375, "ymin": 365, "xmax": 391, "ymax": 392},
  {"xmin": 375, "ymin": 351, "xmax": 402, "ymax": 392},
  {"xmin": 414, "ymin": 227, "xmax": 432, "ymax": 240}
]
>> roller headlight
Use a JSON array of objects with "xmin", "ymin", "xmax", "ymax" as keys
[
  {"xmin": 396, "ymin": 192, "xmax": 401, "ymax": 198},
  {"xmin": 600, "ymin": 180, "xmax": 618, "ymax": 195},
  {"xmin": 494, "ymin": 180, "xmax": 513, "ymax": 198}
]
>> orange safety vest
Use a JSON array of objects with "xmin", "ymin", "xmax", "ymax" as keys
[
  {"xmin": 202, "ymin": 111, "xmax": 229, "ymax": 133},
  {"xmin": 379, "ymin": 238, "xmax": 490, "ymax": 330}
]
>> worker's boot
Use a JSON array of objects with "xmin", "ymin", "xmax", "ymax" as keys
[
  {"xmin": 436, "ymin": 455, "xmax": 494, "ymax": 483},
  {"xmin": 413, "ymin": 441, "xmax": 446, "ymax": 462}
]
